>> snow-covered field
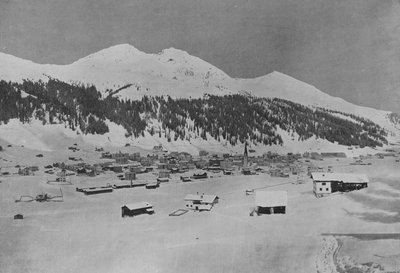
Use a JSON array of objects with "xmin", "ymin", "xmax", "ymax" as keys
[
  {"xmin": 0, "ymin": 118, "xmax": 388, "ymax": 159},
  {"xmin": 1, "ymin": 43, "xmax": 400, "ymax": 272},
  {"xmin": 1, "ymin": 143, "xmax": 400, "ymax": 273}
]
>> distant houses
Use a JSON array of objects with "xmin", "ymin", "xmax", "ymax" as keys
[
  {"xmin": 114, "ymin": 152, "xmax": 129, "ymax": 165},
  {"xmin": 312, "ymin": 172, "xmax": 368, "ymax": 196},
  {"xmin": 184, "ymin": 193, "xmax": 219, "ymax": 211},
  {"xmin": 320, "ymin": 152, "xmax": 346, "ymax": 158},
  {"xmin": 18, "ymin": 167, "xmax": 33, "ymax": 176},
  {"xmin": 253, "ymin": 190, "xmax": 287, "ymax": 215}
]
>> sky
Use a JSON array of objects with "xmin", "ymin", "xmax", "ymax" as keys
[{"xmin": 1, "ymin": 0, "xmax": 400, "ymax": 112}]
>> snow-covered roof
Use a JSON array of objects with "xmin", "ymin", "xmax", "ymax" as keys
[
  {"xmin": 157, "ymin": 177, "xmax": 169, "ymax": 182},
  {"xmin": 123, "ymin": 202, "xmax": 153, "ymax": 210},
  {"xmin": 311, "ymin": 172, "xmax": 369, "ymax": 183},
  {"xmin": 202, "ymin": 195, "xmax": 218, "ymax": 204},
  {"xmin": 184, "ymin": 194, "xmax": 203, "ymax": 201},
  {"xmin": 184, "ymin": 194, "xmax": 218, "ymax": 204},
  {"xmin": 255, "ymin": 191, "xmax": 287, "ymax": 207}
]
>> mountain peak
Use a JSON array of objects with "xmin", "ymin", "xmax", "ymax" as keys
[
  {"xmin": 261, "ymin": 71, "xmax": 306, "ymax": 84},
  {"xmin": 101, "ymin": 43, "xmax": 142, "ymax": 53},
  {"xmin": 159, "ymin": 47, "xmax": 189, "ymax": 57},
  {"xmin": 77, "ymin": 43, "xmax": 145, "ymax": 63}
]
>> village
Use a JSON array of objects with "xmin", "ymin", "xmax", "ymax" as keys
[
  {"xmin": 3, "ymin": 143, "xmax": 374, "ymax": 215},
  {"xmin": 1, "ymin": 142, "xmax": 400, "ymax": 273}
]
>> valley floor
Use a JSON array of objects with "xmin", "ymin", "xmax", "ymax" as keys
[{"xmin": 1, "ymin": 147, "xmax": 400, "ymax": 273}]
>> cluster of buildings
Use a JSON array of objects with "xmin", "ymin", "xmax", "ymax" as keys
[
  {"xmin": 60, "ymin": 145, "xmax": 369, "ymax": 218},
  {"xmin": 17, "ymin": 166, "xmax": 39, "ymax": 176}
]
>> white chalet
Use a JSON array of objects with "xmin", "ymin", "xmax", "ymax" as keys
[
  {"xmin": 312, "ymin": 172, "xmax": 368, "ymax": 196},
  {"xmin": 184, "ymin": 194, "xmax": 219, "ymax": 211}
]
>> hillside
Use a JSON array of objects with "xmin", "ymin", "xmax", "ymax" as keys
[
  {"xmin": 0, "ymin": 44, "xmax": 399, "ymax": 153},
  {"xmin": 0, "ymin": 44, "xmax": 396, "ymax": 121},
  {"xmin": 0, "ymin": 79, "xmax": 389, "ymax": 154}
]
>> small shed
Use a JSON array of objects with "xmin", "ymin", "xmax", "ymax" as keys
[
  {"xmin": 255, "ymin": 190, "xmax": 287, "ymax": 215},
  {"xmin": 242, "ymin": 167, "xmax": 251, "ymax": 175},
  {"xmin": 121, "ymin": 202, "xmax": 154, "ymax": 217},
  {"xmin": 146, "ymin": 182, "xmax": 160, "ymax": 189},
  {"xmin": 180, "ymin": 176, "xmax": 192, "ymax": 182},
  {"xmin": 157, "ymin": 177, "xmax": 169, "ymax": 183},
  {"xmin": 191, "ymin": 172, "xmax": 208, "ymax": 179},
  {"xmin": 14, "ymin": 214, "xmax": 24, "ymax": 220}
]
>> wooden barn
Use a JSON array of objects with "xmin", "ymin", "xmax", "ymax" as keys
[
  {"xmin": 254, "ymin": 190, "xmax": 287, "ymax": 215},
  {"xmin": 121, "ymin": 202, "xmax": 154, "ymax": 217},
  {"xmin": 184, "ymin": 194, "xmax": 219, "ymax": 211},
  {"xmin": 312, "ymin": 172, "xmax": 368, "ymax": 196}
]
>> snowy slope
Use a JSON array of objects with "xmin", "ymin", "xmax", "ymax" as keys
[
  {"xmin": 0, "ymin": 43, "xmax": 399, "ymax": 150},
  {"xmin": 0, "ymin": 44, "xmax": 391, "ymax": 116},
  {"xmin": 237, "ymin": 72, "xmax": 399, "ymax": 138},
  {"xmin": 0, "ymin": 44, "xmax": 232, "ymax": 100}
]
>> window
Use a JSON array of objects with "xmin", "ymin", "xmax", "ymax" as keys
[
  {"xmin": 322, "ymin": 182, "xmax": 326, "ymax": 186},
  {"xmin": 326, "ymin": 188, "xmax": 329, "ymax": 191},
  {"xmin": 320, "ymin": 188, "xmax": 322, "ymax": 191}
]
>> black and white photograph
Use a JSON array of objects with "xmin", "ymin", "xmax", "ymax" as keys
[{"xmin": 1, "ymin": 1, "xmax": 400, "ymax": 272}]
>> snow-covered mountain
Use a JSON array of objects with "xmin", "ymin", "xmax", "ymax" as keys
[
  {"xmin": 0, "ymin": 43, "xmax": 399, "ymax": 152},
  {"xmin": 0, "ymin": 44, "xmax": 232, "ymax": 100},
  {"xmin": 0, "ymin": 44, "xmax": 390, "ymax": 115}
]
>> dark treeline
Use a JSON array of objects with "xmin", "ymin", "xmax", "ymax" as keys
[{"xmin": 0, "ymin": 79, "xmax": 387, "ymax": 147}]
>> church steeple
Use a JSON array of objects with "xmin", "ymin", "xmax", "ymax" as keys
[{"xmin": 244, "ymin": 142, "xmax": 248, "ymax": 168}]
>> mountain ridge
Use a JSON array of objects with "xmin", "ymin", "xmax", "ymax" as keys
[
  {"xmin": 0, "ymin": 43, "xmax": 390, "ymax": 112},
  {"xmin": 0, "ymin": 43, "xmax": 399, "ymax": 152}
]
